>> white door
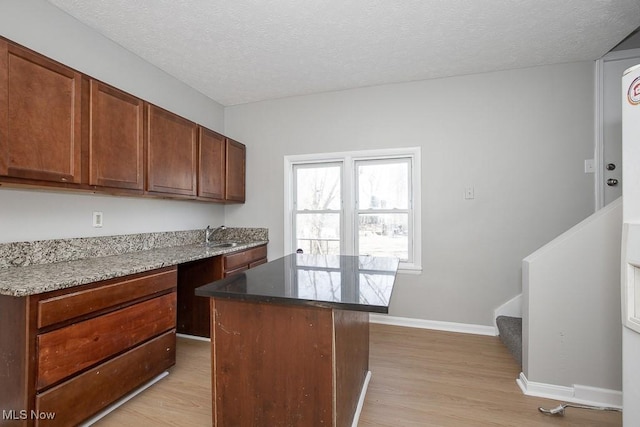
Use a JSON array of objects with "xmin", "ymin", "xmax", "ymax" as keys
[{"xmin": 598, "ymin": 49, "xmax": 640, "ymax": 207}]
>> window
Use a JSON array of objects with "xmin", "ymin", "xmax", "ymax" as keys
[
  {"xmin": 356, "ymin": 158, "xmax": 411, "ymax": 261},
  {"xmin": 293, "ymin": 163, "xmax": 342, "ymax": 255},
  {"xmin": 285, "ymin": 147, "xmax": 421, "ymax": 272}
]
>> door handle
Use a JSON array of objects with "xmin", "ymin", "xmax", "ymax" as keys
[{"xmin": 607, "ymin": 178, "xmax": 619, "ymax": 186}]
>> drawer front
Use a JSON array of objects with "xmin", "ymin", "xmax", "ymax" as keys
[
  {"xmin": 37, "ymin": 292, "xmax": 176, "ymax": 389},
  {"xmin": 38, "ymin": 267, "xmax": 177, "ymax": 329},
  {"xmin": 224, "ymin": 265, "xmax": 248, "ymax": 278},
  {"xmin": 249, "ymin": 258, "xmax": 268, "ymax": 269},
  {"xmin": 35, "ymin": 330, "xmax": 176, "ymax": 427},
  {"xmin": 224, "ymin": 245, "xmax": 267, "ymax": 271}
]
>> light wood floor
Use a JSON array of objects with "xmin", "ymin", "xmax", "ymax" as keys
[{"xmin": 95, "ymin": 324, "xmax": 621, "ymax": 426}]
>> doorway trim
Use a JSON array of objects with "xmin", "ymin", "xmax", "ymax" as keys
[{"xmin": 595, "ymin": 48, "xmax": 640, "ymax": 210}]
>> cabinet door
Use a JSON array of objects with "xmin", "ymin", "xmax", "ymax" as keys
[
  {"xmin": 0, "ymin": 40, "xmax": 82, "ymax": 183},
  {"xmin": 198, "ymin": 127, "xmax": 225, "ymax": 200},
  {"xmin": 146, "ymin": 104, "xmax": 197, "ymax": 196},
  {"xmin": 225, "ymin": 138, "xmax": 246, "ymax": 202},
  {"xmin": 89, "ymin": 80, "xmax": 144, "ymax": 190}
]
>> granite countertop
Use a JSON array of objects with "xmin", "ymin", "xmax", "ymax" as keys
[
  {"xmin": 0, "ymin": 240, "xmax": 268, "ymax": 297},
  {"xmin": 195, "ymin": 253, "xmax": 399, "ymax": 313}
]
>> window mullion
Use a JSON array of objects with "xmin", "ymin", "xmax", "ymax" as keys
[
  {"xmin": 342, "ymin": 156, "xmax": 354, "ymax": 256},
  {"xmin": 294, "ymin": 209, "xmax": 341, "ymax": 214},
  {"xmin": 356, "ymin": 209, "xmax": 410, "ymax": 214}
]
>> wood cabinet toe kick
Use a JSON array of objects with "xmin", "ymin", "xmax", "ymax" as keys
[{"xmin": 0, "ymin": 266, "xmax": 177, "ymax": 427}]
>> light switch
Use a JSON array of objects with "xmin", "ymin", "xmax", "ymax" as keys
[
  {"xmin": 584, "ymin": 159, "xmax": 595, "ymax": 174},
  {"xmin": 464, "ymin": 186, "xmax": 475, "ymax": 200}
]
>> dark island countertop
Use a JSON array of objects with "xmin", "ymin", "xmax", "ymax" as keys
[{"xmin": 195, "ymin": 253, "xmax": 399, "ymax": 313}]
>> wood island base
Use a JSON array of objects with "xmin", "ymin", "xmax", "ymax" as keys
[{"xmin": 209, "ymin": 298, "xmax": 370, "ymax": 427}]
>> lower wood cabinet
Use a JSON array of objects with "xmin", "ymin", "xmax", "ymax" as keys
[
  {"xmin": 35, "ymin": 331, "xmax": 175, "ymax": 427},
  {"xmin": 177, "ymin": 245, "xmax": 267, "ymax": 338},
  {"xmin": 221, "ymin": 244, "xmax": 268, "ymax": 277},
  {"xmin": 0, "ymin": 266, "xmax": 177, "ymax": 427}
]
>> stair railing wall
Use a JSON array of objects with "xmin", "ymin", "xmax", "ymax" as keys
[{"xmin": 521, "ymin": 197, "xmax": 622, "ymax": 406}]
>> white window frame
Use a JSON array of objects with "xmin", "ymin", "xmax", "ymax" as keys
[
  {"xmin": 354, "ymin": 157, "xmax": 413, "ymax": 262},
  {"xmin": 292, "ymin": 161, "xmax": 344, "ymax": 255},
  {"xmin": 284, "ymin": 147, "xmax": 421, "ymax": 273}
]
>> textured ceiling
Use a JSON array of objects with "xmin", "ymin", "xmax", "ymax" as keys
[{"xmin": 47, "ymin": 0, "xmax": 640, "ymax": 106}]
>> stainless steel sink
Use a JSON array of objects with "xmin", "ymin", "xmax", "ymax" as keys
[{"xmin": 203, "ymin": 241, "xmax": 239, "ymax": 248}]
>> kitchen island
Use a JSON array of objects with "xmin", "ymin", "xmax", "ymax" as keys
[{"xmin": 195, "ymin": 253, "xmax": 399, "ymax": 427}]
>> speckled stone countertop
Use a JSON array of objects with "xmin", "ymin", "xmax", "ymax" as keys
[{"xmin": 0, "ymin": 228, "xmax": 268, "ymax": 297}]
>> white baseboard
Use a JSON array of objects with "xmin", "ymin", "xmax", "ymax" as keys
[
  {"xmin": 351, "ymin": 371, "xmax": 372, "ymax": 427},
  {"xmin": 369, "ymin": 313, "xmax": 496, "ymax": 336},
  {"xmin": 516, "ymin": 372, "xmax": 622, "ymax": 408}
]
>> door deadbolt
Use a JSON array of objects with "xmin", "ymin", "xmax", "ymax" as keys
[
  {"xmin": 607, "ymin": 178, "xmax": 619, "ymax": 186},
  {"xmin": 606, "ymin": 163, "xmax": 616, "ymax": 171}
]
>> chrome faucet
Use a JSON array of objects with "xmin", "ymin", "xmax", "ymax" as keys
[{"xmin": 205, "ymin": 225, "xmax": 225, "ymax": 244}]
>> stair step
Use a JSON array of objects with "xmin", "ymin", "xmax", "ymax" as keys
[{"xmin": 496, "ymin": 315, "xmax": 522, "ymax": 366}]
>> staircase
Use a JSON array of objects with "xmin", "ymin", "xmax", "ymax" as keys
[{"xmin": 496, "ymin": 315, "xmax": 522, "ymax": 366}]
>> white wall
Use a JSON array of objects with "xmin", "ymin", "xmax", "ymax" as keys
[
  {"xmin": 0, "ymin": 0, "xmax": 599, "ymax": 328},
  {"xmin": 225, "ymin": 62, "xmax": 596, "ymax": 326},
  {"xmin": 522, "ymin": 198, "xmax": 622, "ymax": 395},
  {"xmin": 0, "ymin": 188, "xmax": 224, "ymax": 243},
  {"xmin": 0, "ymin": 0, "xmax": 225, "ymax": 243}
]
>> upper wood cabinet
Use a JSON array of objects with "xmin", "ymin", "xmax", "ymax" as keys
[
  {"xmin": 198, "ymin": 128, "xmax": 247, "ymax": 203},
  {"xmin": 198, "ymin": 127, "xmax": 226, "ymax": 201},
  {"xmin": 226, "ymin": 138, "xmax": 246, "ymax": 203},
  {"xmin": 0, "ymin": 37, "xmax": 247, "ymax": 203},
  {"xmin": 0, "ymin": 39, "xmax": 82, "ymax": 184},
  {"xmin": 89, "ymin": 80, "xmax": 144, "ymax": 190},
  {"xmin": 146, "ymin": 104, "xmax": 198, "ymax": 197}
]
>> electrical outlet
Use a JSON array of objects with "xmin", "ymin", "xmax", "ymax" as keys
[{"xmin": 92, "ymin": 211, "xmax": 103, "ymax": 228}]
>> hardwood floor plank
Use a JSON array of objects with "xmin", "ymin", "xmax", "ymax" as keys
[
  {"xmin": 94, "ymin": 338, "xmax": 211, "ymax": 427},
  {"xmin": 359, "ymin": 324, "xmax": 621, "ymax": 427},
  {"xmin": 95, "ymin": 324, "xmax": 621, "ymax": 427}
]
